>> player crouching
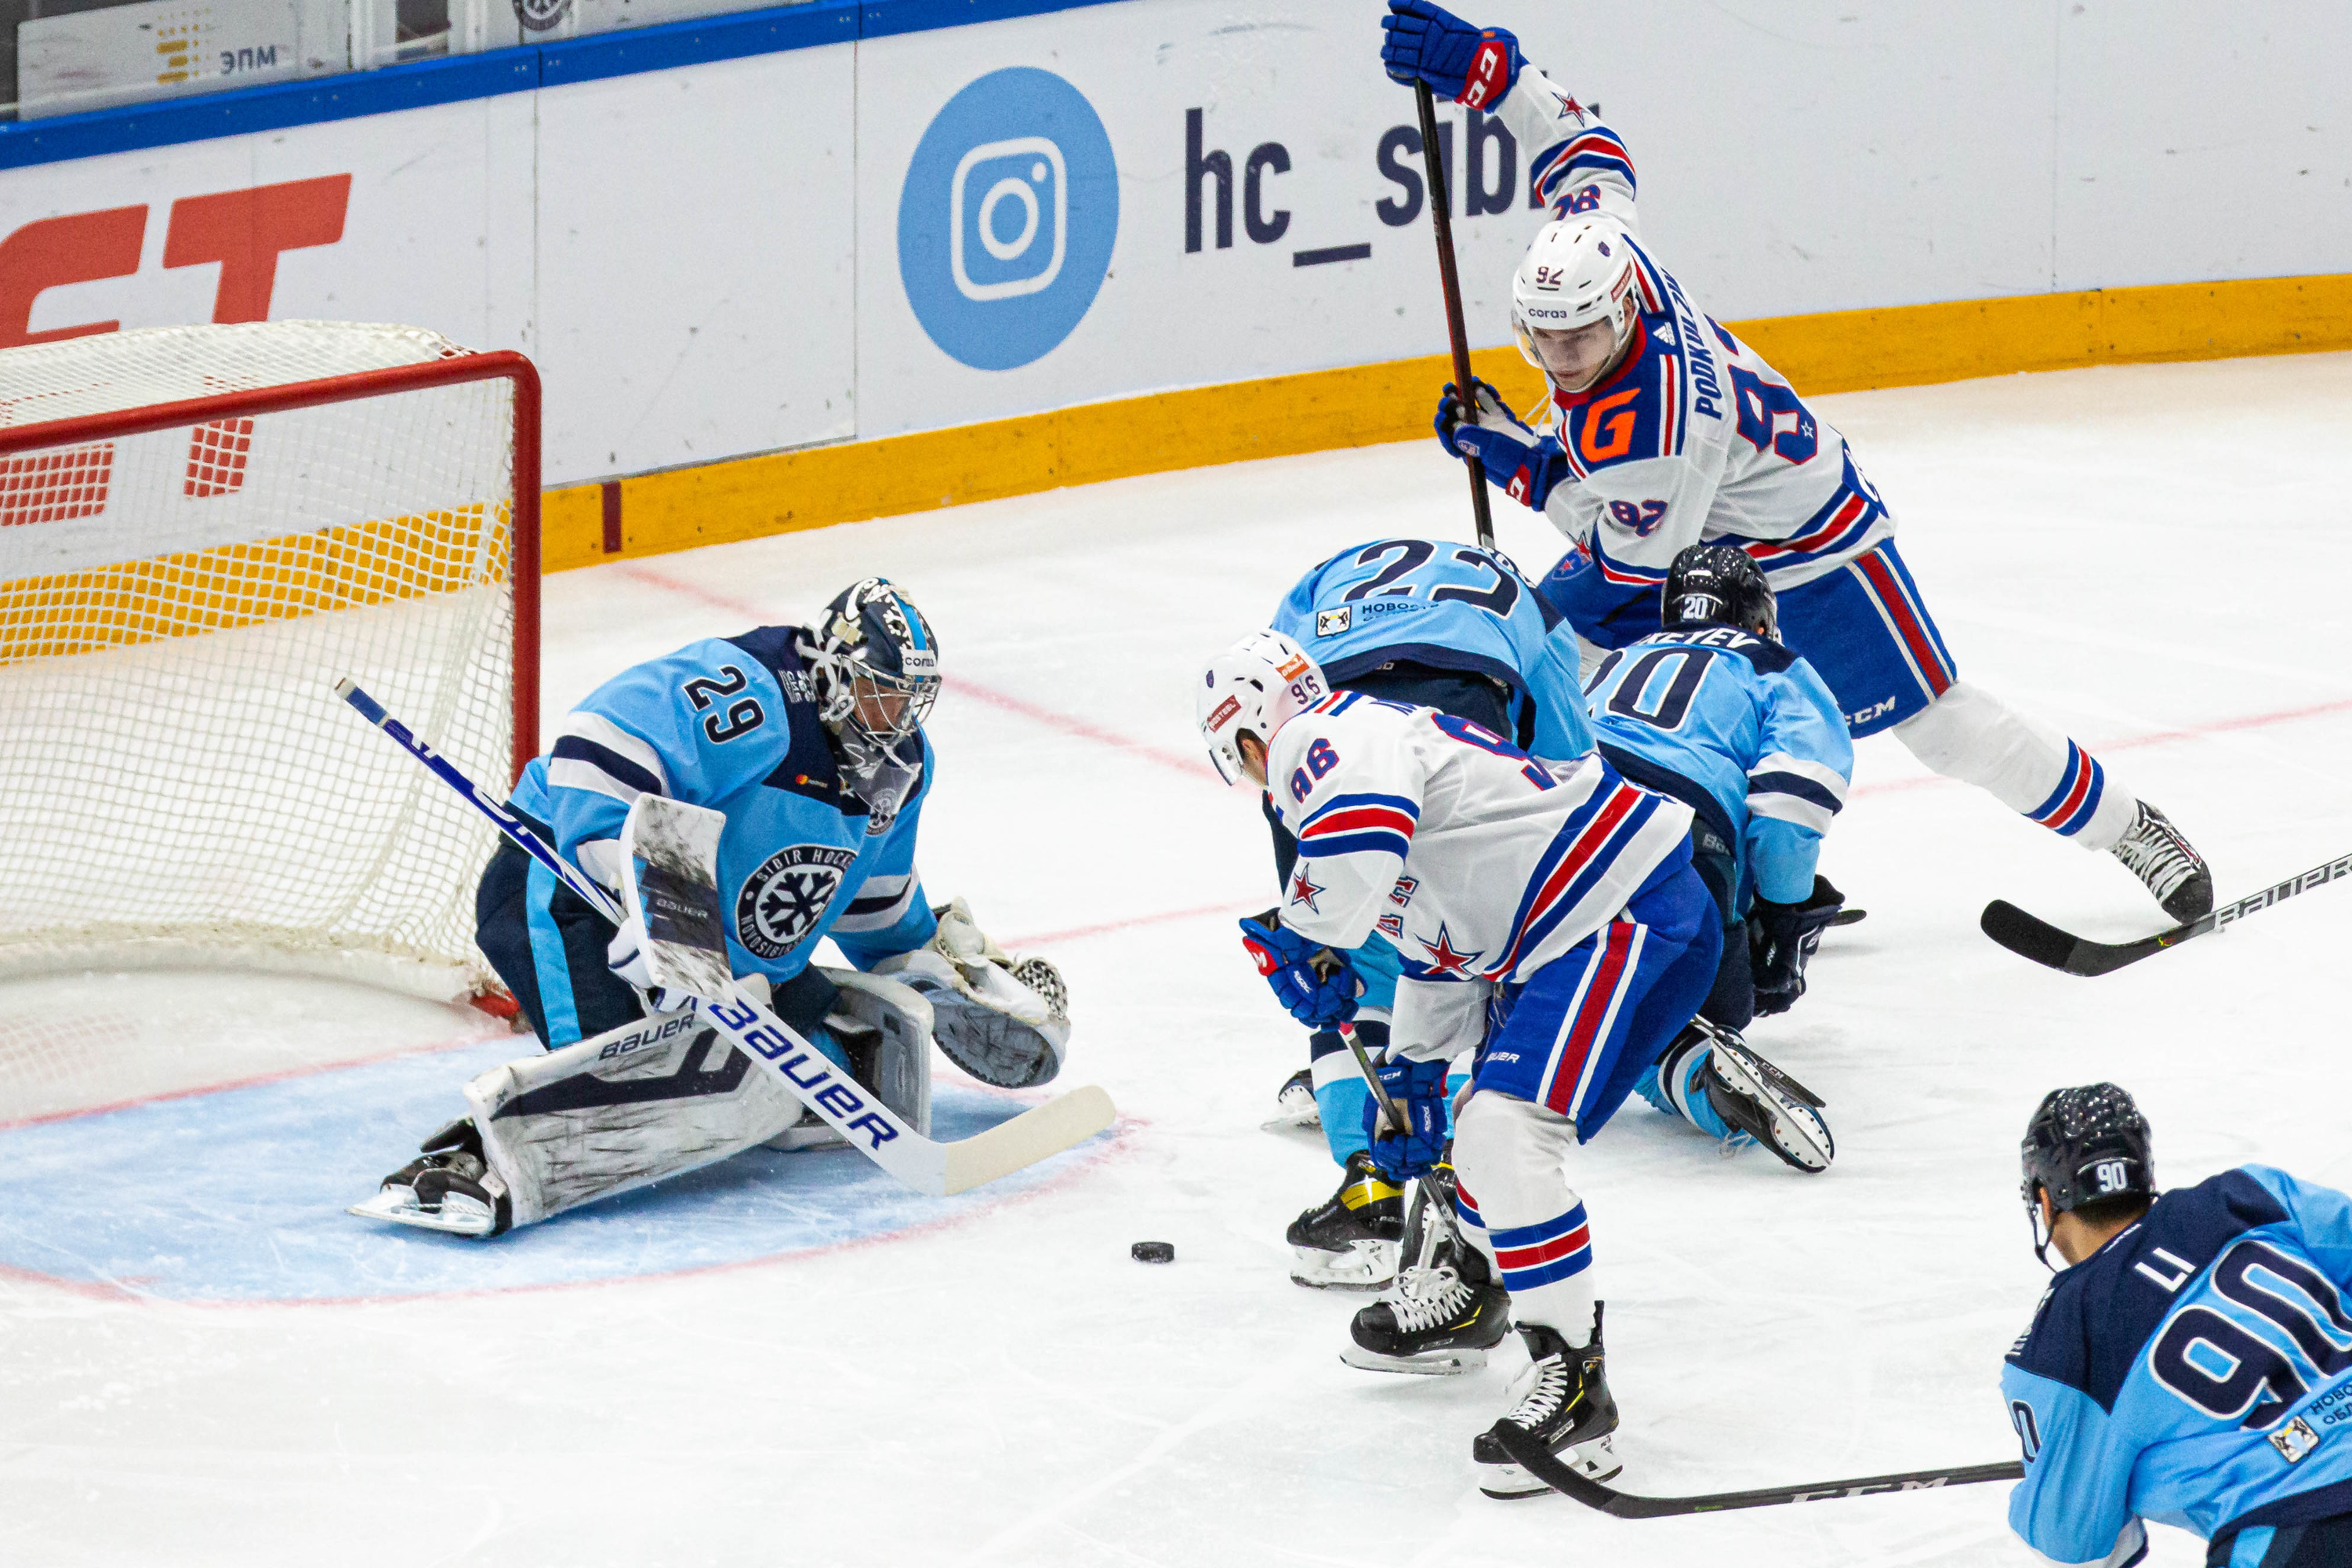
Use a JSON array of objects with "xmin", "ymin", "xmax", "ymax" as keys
[
  {"xmin": 352, "ymin": 578, "xmax": 1069, "ymax": 1237},
  {"xmin": 1200, "ymin": 631, "xmax": 1830, "ymax": 1497}
]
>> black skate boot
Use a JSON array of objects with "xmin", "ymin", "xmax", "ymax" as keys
[
  {"xmin": 1698, "ymin": 1028, "xmax": 1835, "ymax": 1174},
  {"xmin": 1341, "ymin": 1231, "xmax": 1512, "ymax": 1374},
  {"xmin": 1287, "ymin": 1149, "xmax": 1403, "ymax": 1290},
  {"xmin": 2110, "ymin": 800, "xmax": 2214, "ymax": 923},
  {"xmin": 1472, "ymin": 1304, "xmax": 1623, "ymax": 1499},
  {"xmin": 353, "ymin": 1117, "xmax": 512, "ymax": 1237},
  {"xmin": 1265, "ymin": 1066, "xmax": 1321, "ymax": 1130}
]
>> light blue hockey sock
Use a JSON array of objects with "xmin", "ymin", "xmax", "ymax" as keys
[{"xmin": 1641, "ymin": 1032, "xmax": 1749, "ymax": 1145}]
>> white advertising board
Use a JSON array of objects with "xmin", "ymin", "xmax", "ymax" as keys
[{"xmin": 1, "ymin": 0, "xmax": 2345, "ymax": 485}]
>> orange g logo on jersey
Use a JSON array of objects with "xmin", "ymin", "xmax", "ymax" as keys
[{"xmin": 1578, "ymin": 387, "xmax": 1642, "ymax": 465}]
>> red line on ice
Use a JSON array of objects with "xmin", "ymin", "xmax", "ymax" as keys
[{"xmin": 612, "ymin": 563, "xmax": 1218, "ymax": 782}]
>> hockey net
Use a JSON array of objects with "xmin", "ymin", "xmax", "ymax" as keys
[{"xmin": 0, "ymin": 321, "xmax": 540, "ymax": 1005}]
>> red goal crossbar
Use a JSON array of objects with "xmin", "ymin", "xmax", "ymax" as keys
[{"xmin": 0, "ymin": 351, "xmax": 543, "ymax": 783}]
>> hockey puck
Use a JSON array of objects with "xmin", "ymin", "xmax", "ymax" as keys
[{"xmin": 1131, "ymin": 1241, "xmax": 1175, "ymax": 1264}]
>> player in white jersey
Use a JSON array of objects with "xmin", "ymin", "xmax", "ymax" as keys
[
  {"xmin": 1380, "ymin": 0, "xmax": 2215, "ymax": 924},
  {"xmin": 1200, "ymin": 631, "xmax": 1831, "ymax": 1497}
]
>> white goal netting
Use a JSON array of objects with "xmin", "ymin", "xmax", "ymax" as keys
[{"xmin": 0, "ymin": 321, "xmax": 532, "ymax": 1002}]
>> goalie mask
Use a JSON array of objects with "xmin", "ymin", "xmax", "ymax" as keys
[
  {"xmin": 1512, "ymin": 216, "xmax": 1641, "ymax": 395},
  {"xmin": 803, "ymin": 578, "xmax": 942, "ymax": 806},
  {"xmin": 1197, "ymin": 630, "xmax": 1330, "ymax": 786}
]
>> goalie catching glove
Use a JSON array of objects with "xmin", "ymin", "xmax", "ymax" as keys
[{"xmin": 873, "ymin": 896, "xmax": 1069, "ymax": 1088}]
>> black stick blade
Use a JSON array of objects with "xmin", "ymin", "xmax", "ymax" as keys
[
  {"xmin": 1494, "ymin": 1426, "xmax": 2021, "ymax": 1517},
  {"xmin": 1979, "ymin": 900, "xmax": 2083, "ymax": 971}
]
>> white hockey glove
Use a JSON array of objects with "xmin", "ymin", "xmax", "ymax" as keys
[
  {"xmin": 874, "ymin": 896, "xmax": 1070, "ymax": 1088},
  {"xmin": 605, "ymin": 913, "xmax": 684, "ymax": 1013}
]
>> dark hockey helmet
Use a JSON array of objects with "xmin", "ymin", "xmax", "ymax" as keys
[
  {"xmin": 803, "ymin": 577, "xmax": 942, "ymax": 769},
  {"xmin": 1663, "ymin": 543, "xmax": 1776, "ymax": 638},
  {"xmin": 2020, "ymin": 1083, "xmax": 2154, "ymax": 1261}
]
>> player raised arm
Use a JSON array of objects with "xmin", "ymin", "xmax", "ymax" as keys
[{"xmin": 1380, "ymin": 1, "xmax": 1639, "ymax": 229}]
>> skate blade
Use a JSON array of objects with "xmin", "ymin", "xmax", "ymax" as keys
[
  {"xmin": 347, "ymin": 1186, "xmax": 497, "ymax": 1238},
  {"xmin": 1261, "ymin": 1087, "xmax": 1323, "ymax": 1131},
  {"xmin": 1339, "ymin": 1342, "xmax": 1488, "ymax": 1376},
  {"xmin": 1478, "ymin": 1436, "xmax": 1621, "ymax": 1499},
  {"xmin": 1713, "ymin": 1050, "xmax": 1834, "ymax": 1172},
  {"xmin": 1289, "ymin": 1240, "xmax": 1398, "ymax": 1292}
]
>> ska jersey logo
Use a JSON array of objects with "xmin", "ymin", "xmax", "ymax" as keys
[{"xmin": 735, "ymin": 845, "xmax": 859, "ymax": 961}]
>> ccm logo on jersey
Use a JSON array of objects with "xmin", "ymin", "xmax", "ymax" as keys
[{"xmin": 1316, "ymin": 608, "xmax": 1352, "ymax": 637}]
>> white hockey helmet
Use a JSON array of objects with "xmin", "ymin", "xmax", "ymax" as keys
[
  {"xmin": 1512, "ymin": 216, "xmax": 1641, "ymax": 394},
  {"xmin": 1196, "ymin": 630, "xmax": 1330, "ymax": 786}
]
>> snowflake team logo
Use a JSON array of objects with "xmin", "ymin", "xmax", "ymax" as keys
[
  {"xmin": 512, "ymin": 0, "xmax": 570, "ymax": 30},
  {"xmin": 735, "ymin": 844, "xmax": 859, "ymax": 960}
]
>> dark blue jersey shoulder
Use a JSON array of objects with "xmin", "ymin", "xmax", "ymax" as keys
[
  {"xmin": 722, "ymin": 626, "xmax": 867, "ymax": 818},
  {"xmin": 1642, "ymin": 620, "xmax": 1799, "ymax": 675},
  {"xmin": 2009, "ymin": 1170, "xmax": 2292, "ymax": 1411}
]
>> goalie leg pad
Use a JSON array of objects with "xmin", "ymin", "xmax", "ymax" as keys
[{"xmin": 764, "ymin": 970, "xmax": 935, "ymax": 1151}]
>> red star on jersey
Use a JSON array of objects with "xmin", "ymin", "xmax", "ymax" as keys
[
  {"xmin": 1417, "ymin": 922, "xmax": 1483, "ymax": 978},
  {"xmin": 1289, "ymin": 868, "xmax": 1325, "ymax": 913}
]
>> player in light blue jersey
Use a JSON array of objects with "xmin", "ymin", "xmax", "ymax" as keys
[
  {"xmin": 1261, "ymin": 539, "xmax": 1598, "ymax": 1290},
  {"xmin": 1582, "ymin": 546, "xmax": 1853, "ymax": 1163},
  {"xmin": 2005, "ymin": 1084, "xmax": 2352, "ymax": 1568}
]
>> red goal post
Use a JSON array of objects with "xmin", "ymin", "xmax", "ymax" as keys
[{"xmin": 0, "ymin": 322, "xmax": 542, "ymax": 1000}]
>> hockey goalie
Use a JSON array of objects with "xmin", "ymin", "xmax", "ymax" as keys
[{"xmin": 352, "ymin": 578, "xmax": 1072, "ymax": 1237}]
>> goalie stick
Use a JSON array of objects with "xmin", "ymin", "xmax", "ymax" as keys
[
  {"xmin": 1981, "ymin": 850, "xmax": 2352, "ymax": 977},
  {"xmin": 1491, "ymin": 1426, "xmax": 2020, "ymax": 1518},
  {"xmin": 336, "ymin": 679, "xmax": 1115, "ymax": 1196}
]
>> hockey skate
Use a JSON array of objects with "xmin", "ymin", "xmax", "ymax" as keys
[
  {"xmin": 1341, "ymin": 1229, "xmax": 1511, "ymax": 1374},
  {"xmin": 1262, "ymin": 1067, "xmax": 1322, "ymax": 1131},
  {"xmin": 349, "ymin": 1117, "xmax": 513, "ymax": 1237},
  {"xmin": 1287, "ymin": 1149, "xmax": 1403, "ymax": 1289},
  {"xmin": 1699, "ymin": 1027, "xmax": 1835, "ymax": 1173},
  {"xmin": 2110, "ymin": 801, "xmax": 2214, "ymax": 924},
  {"xmin": 1472, "ymin": 1305, "xmax": 1623, "ymax": 1499}
]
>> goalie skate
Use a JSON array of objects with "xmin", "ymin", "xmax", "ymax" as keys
[
  {"xmin": 1700, "ymin": 1029, "xmax": 1834, "ymax": 1174},
  {"xmin": 349, "ymin": 1118, "xmax": 510, "ymax": 1237}
]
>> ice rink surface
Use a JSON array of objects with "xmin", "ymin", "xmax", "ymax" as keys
[{"xmin": 3, "ymin": 353, "xmax": 2349, "ymax": 1565}]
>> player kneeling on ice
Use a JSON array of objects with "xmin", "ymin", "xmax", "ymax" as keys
[
  {"xmin": 1587, "ymin": 545, "xmax": 1850, "ymax": 1163},
  {"xmin": 1382, "ymin": 0, "xmax": 2214, "ymax": 924},
  {"xmin": 1200, "ymin": 633, "xmax": 1831, "ymax": 1498},
  {"xmin": 2005, "ymin": 1085, "xmax": 2352, "ymax": 1568},
  {"xmin": 1254, "ymin": 537, "xmax": 1597, "ymax": 1291},
  {"xmin": 354, "ymin": 578, "xmax": 1070, "ymax": 1237}
]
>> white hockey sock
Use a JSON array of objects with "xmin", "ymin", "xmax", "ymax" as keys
[
  {"xmin": 1451, "ymin": 1091, "xmax": 1596, "ymax": 1343},
  {"xmin": 1892, "ymin": 681, "xmax": 2136, "ymax": 851}
]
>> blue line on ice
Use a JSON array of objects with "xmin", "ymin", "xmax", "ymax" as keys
[{"xmin": 0, "ymin": 1040, "xmax": 1096, "ymax": 1302}]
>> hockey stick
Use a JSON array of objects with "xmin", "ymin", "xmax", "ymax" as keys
[
  {"xmin": 1492, "ymin": 1426, "xmax": 2020, "ymax": 1517},
  {"xmin": 336, "ymin": 680, "xmax": 1115, "ymax": 1196},
  {"xmin": 1414, "ymin": 79, "xmax": 1497, "ymax": 551},
  {"xmin": 1981, "ymin": 850, "xmax": 2352, "ymax": 977}
]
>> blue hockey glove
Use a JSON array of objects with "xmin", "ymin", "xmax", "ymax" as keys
[
  {"xmin": 1435, "ymin": 381, "xmax": 1566, "ymax": 510},
  {"xmin": 1240, "ymin": 912, "xmax": 1363, "ymax": 1026},
  {"xmin": 1748, "ymin": 876, "xmax": 1846, "ymax": 1016},
  {"xmin": 1360, "ymin": 1054, "xmax": 1449, "ymax": 1181},
  {"xmin": 1381, "ymin": 0, "xmax": 1523, "ymax": 110}
]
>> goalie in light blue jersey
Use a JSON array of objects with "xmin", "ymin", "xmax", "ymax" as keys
[
  {"xmin": 357, "ymin": 579, "xmax": 1070, "ymax": 1240},
  {"xmin": 2004, "ymin": 1085, "xmax": 2352, "ymax": 1568},
  {"xmin": 1258, "ymin": 537, "xmax": 1595, "ymax": 1290}
]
